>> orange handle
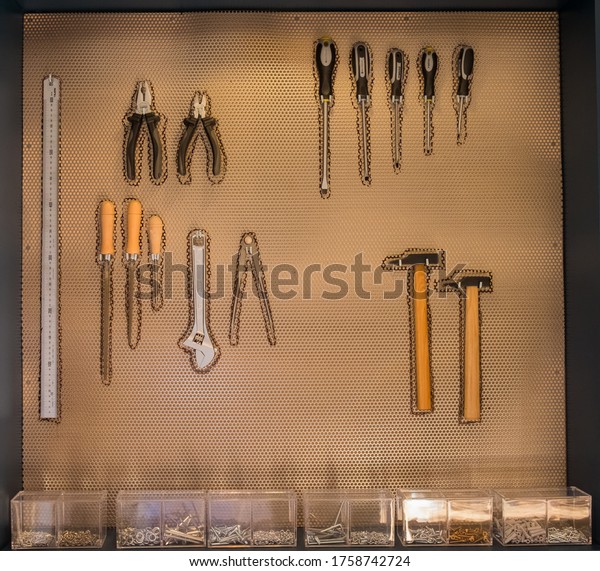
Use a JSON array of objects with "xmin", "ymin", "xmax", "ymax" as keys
[
  {"xmin": 125, "ymin": 199, "xmax": 142, "ymax": 255},
  {"xmin": 413, "ymin": 264, "xmax": 432, "ymax": 411},
  {"xmin": 463, "ymin": 285, "xmax": 481, "ymax": 421},
  {"xmin": 100, "ymin": 201, "xmax": 115, "ymax": 256},
  {"xmin": 148, "ymin": 215, "xmax": 163, "ymax": 255}
]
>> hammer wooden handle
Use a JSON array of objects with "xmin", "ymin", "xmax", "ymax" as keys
[
  {"xmin": 413, "ymin": 263, "xmax": 432, "ymax": 411},
  {"xmin": 463, "ymin": 284, "xmax": 481, "ymax": 421},
  {"xmin": 100, "ymin": 201, "xmax": 115, "ymax": 256},
  {"xmin": 125, "ymin": 199, "xmax": 142, "ymax": 256}
]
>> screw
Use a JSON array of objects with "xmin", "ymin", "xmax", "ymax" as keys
[
  {"xmin": 350, "ymin": 530, "xmax": 392, "ymax": 545},
  {"xmin": 253, "ymin": 529, "xmax": 295, "ymax": 546},
  {"xmin": 548, "ymin": 526, "xmax": 589, "ymax": 544}
]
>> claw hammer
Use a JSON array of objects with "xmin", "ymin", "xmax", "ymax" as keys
[
  {"xmin": 439, "ymin": 272, "xmax": 493, "ymax": 422},
  {"xmin": 382, "ymin": 250, "xmax": 445, "ymax": 412}
]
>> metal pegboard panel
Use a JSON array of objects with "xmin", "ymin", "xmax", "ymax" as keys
[{"xmin": 22, "ymin": 12, "xmax": 565, "ymax": 524}]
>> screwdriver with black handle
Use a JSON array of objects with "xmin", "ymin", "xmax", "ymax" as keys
[
  {"xmin": 352, "ymin": 42, "xmax": 372, "ymax": 183},
  {"xmin": 456, "ymin": 46, "xmax": 474, "ymax": 142},
  {"xmin": 421, "ymin": 47, "xmax": 438, "ymax": 155},
  {"xmin": 316, "ymin": 37, "xmax": 337, "ymax": 198},
  {"xmin": 388, "ymin": 49, "xmax": 405, "ymax": 170}
]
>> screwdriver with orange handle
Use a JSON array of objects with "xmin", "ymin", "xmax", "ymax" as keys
[
  {"xmin": 99, "ymin": 201, "xmax": 116, "ymax": 384},
  {"xmin": 148, "ymin": 215, "xmax": 164, "ymax": 311},
  {"xmin": 125, "ymin": 199, "xmax": 143, "ymax": 349}
]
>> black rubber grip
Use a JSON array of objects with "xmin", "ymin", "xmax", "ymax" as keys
[
  {"xmin": 145, "ymin": 112, "xmax": 162, "ymax": 181},
  {"xmin": 125, "ymin": 113, "xmax": 143, "ymax": 181},
  {"xmin": 388, "ymin": 49, "xmax": 404, "ymax": 100},
  {"xmin": 316, "ymin": 39, "xmax": 336, "ymax": 100},
  {"xmin": 177, "ymin": 116, "xmax": 199, "ymax": 177},
  {"xmin": 202, "ymin": 117, "xmax": 222, "ymax": 177},
  {"xmin": 457, "ymin": 47, "xmax": 474, "ymax": 97},
  {"xmin": 352, "ymin": 43, "xmax": 370, "ymax": 99},
  {"xmin": 421, "ymin": 49, "xmax": 438, "ymax": 100}
]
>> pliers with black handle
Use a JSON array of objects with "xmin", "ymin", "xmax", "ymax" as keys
[
  {"xmin": 177, "ymin": 92, "xmax": 223, "ymax": 180},
  {"xmin": 125, "ymin": 81, "xmax": 163, "ymax": 182}
]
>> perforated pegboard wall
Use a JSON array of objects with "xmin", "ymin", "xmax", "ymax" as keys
[{"xmin": 22, "ymin": 12, "xmax": 565, "ymax": 524}]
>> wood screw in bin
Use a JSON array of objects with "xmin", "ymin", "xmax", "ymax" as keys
[
  {"xmin": 58, "ymin": 529, "xmax": 100, "ymax": 547},
  {"xmin": 448, "ymin": 525, "xmax": 489, "ymax": 544},
  {"xmin": 16, "ymin": 531, "xmax": 54, "ymax": 548}
]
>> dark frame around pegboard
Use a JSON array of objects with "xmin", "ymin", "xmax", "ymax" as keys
[{"xmin": 1, "ymin": 0, "xmax": 600, "ymax": 550}]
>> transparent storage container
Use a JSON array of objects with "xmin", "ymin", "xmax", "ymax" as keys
[
  {"xmin": 207, "ymin": 490, "xmax": 296, "ymax": 548},
  {"xmin": 11, "ymin": 490, "xmax": 107, "ymax": 549},
  {"xmin": 304, "ymin": 490, "xmax": 394, "ymax": 547},
  {"xmin": 397, "ymin": 491, "xmax": 447, "ymax": 546},
  {"xmin": 116, "ymin": 491, "xmax": 206, "ymax": 548},
  {"xmin": 445, "ymin": 490, "xmax": 493, "ymax": 545},
  {"xmin": 493, "ymin": 487, "xmax": 592, "ymax": 545},
  {"xmin": 397, "ymin": 489, "xmax": 492, "ymax": 546}
]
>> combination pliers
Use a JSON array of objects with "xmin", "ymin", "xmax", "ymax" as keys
[
  {"xmin": 125, "ymin": 81, "xmax": 164, "ymax": 182},
  {"xmin": 177, "ymin": 92, "xmax": 223, "ymax": 180}
]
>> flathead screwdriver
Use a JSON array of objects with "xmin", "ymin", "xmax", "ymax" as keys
[
  {"xmin": 421, "ymin": 47, "xmax": 438, "ymax": 155},
  {"xmin": 456, "ymin": 46, "xmax": 474, "ymax": 142},
  {"xmin": 316, "ymin": 37, "xmax": 337, "ymax": 198},
  {"xmin": 352, "ymin": 42, "xmax": 372, "ymax": 183},
  {"xmin": 388, "ymin": 49, "xmax": 405, "ymax": 170}
]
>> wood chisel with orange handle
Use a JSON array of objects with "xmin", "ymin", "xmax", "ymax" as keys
[
  {"xmin": 99, "ymin": 201, "xmax": 116, "ymax": 383},
  {"xmin": 125, "ymin": 199, "xmax": 143, "ymax": 349}
]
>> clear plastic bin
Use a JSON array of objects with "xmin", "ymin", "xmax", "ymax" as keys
[
  {"xmin": 493, "ymin": 487, "xmax": 592, "ymax": 545},
  {"xmin": 397, "ymin": 491, "xmax": 447, "ymax": 546},
  {"xmin": 116, "ymin": 491, "xmax": 206, "ymax": 548},
  {"xmin": 207, "ymin": 491, "xmax": 296, "ymax": 548},
  {"xmin": 446, "ymin": 490, "xmax": 493, "ymax": 545},
  {"xmin": 304, "ymin": 490, "xmax": 394, "ymax": 547},
  {"xmin": 397, "ymin": 489, "xmax": 493, "ymax": 546},
  {"xmin": 11, "ymin": 490, "xmax": 107, "ymax": 549}
]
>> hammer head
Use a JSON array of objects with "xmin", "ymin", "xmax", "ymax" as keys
[
  {"xmin": 382, "ymin": 249, "xmax": 445, "ymax": 271},
  {"xmin": 439, "ymin": 270, "xmax": 493, "ymax": 295}
]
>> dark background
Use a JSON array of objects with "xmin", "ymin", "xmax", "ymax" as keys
[{"xmin": 1, "ymin": 0, "xmax": 598, "ymax": 548}]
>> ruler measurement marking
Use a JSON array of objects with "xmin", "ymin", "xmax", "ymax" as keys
[{"xmin": 40, "ymin": 76, "xmax": 60, "ymax": 420}]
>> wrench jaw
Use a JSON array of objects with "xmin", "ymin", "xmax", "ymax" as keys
[{"xmin": 183, "ymin": 328, "xmax": 217, "ymax": 371}]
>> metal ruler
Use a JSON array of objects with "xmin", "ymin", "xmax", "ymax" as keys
[{"xmin": 40, "ymin": 75, "xmax": 60, "ymax": 419}]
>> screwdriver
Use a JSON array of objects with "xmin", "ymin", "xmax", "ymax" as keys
[
  {"xmin": 456, "ymin": 46, "xmax": 474, "ymax": 142},
  {"xmin": 421, "ymin": 47, "xmax": 438, "ymax": 155},
  {"xmin": 352, "ymin": 42, "xmax": 372, "ymax": 183},
  {"xmin": 316, "ymin": 37, "xmax": 337, "ymax": 198},
  {"xmin": 99, "ymin": 200, "xmax": 115, "ymax": 384},
  {"xmin": 125, "ymin": 199, "xmax": 143, "ymax": 349},
  {"xmin": 388, "ymin": 49, "xmax": 405, "ymax": 170},
  {"xmin": 148, "ymin": 215, "xmax": 163, "ymax": 311}
]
